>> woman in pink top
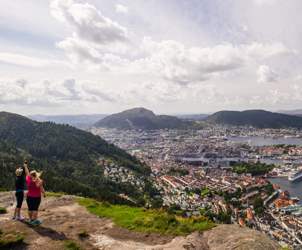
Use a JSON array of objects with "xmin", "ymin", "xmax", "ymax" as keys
[{"xmin": 26, "ymin": 170, "xmax": 45, "ymax": 226}]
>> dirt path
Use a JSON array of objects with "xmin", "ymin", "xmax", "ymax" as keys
[{"xmin": 0, "ymin": 192, "xmax": 279, "ymax": 250}]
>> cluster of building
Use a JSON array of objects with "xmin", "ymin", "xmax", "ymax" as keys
[
  {"xmin": 99, "ymin": 158, "xmax": 145, "ymax": 191},
  {"xmin": 91, "ymin": 126, "xmax": 302, "ymax": 248},
  {"xmin": 264, "ymin": 191, "xmax": 302, "ymax": 246}
]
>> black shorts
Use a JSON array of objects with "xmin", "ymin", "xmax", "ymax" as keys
[
  {"xmin": 26, "ymin": 196, "xmax": 41, "ymax": 211},
  {"xmin": 15, "ymin": 191, "xmax": 24, "ymax": 209}
]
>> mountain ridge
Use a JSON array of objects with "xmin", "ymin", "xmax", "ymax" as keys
[
  {"xmin": 29, "ymin": 114, "xmax": 107, "ymax": 129},
  {"xmin": 278, "ymin": 109, "xmax": 302, "ymax": 117},
  {"xmin": 205, "ymin": 109, "xmax": 302, "ymax": 128},
  {"xmin": 94, "ymin": 107, "xmax": 191, "ymax": 130}
]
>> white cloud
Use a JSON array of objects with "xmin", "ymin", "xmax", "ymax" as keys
[
  {"xmin": 0, "ymin": 78, "xmax": 117, "ymax": 106},
  {"xmin": 56, "ymin": 36, "xmax": 129, "ymax": 69},
  {"xmin": 267, "ymin": 89, "xmax": 291, "ymax": 105},
  {"xmin": 137, "ymin": 38, "xmax": 292, "ymax": 85},
  {"xmin": 50, "ymin": 0, "xmax": 295, "ymax": 88},
  {"xmin": 0, "ymin": 77, "xmax": 192, "ymax": 109},
  {"xmin": 115, "ymin": 4, "xmax": 128, "ymax": 14},
  {"xmin": 50, "ymin": 0, "xmax": 128, "ymax": 45},
  {"xmin": 2, "ymin": 0, "xmax": 301, "ymax": 113},
  {"xmin": 56, "ymin": 32, "xmax": 293, "ymax": 86},
  {"xmin": 51, "ymin": 0, "xmax": 131, "ymax": 71},
  {"xmin": 0, "ymin": 79, "xmax": 51, "ymax": 106},
  {"xmin": 138, "ymin": 39, "xmax": 243, "ymax": 85},
  {"xmin": 0, "ymin": 52, "xmax": 67, "ymax": 68},
  {"xmin": 257, "ymin": 65, "xmax": 279, "ymax": 83},
  {"xmin": 253, "ymin": 0, "xmax": 277, "ymax": 5},
  {"xmin": 82, "ymin": 83, "xmax": 117, "ymax": 103},
  {"xmin": 132, "ymin": 81, "xmax": 187, "ymax": 103},
  {"xmin": 245, "ymin": 42, "xmax": 293, "ymax": 60}
]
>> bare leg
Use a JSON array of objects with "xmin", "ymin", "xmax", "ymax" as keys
[
  {"xmin": 13, "ymin": 208, "xmax": 18, "ymax": 218},
  {"xmin": 28, "ymin": 211, "xmax": 33, "ymax": 220},
  {"xmin": 16, "ymin": 208, "xmax": 21, "ymax": 217},
  {"xmin": 32, "ymin": 211, "xmax": 38, "ymax": 220}
]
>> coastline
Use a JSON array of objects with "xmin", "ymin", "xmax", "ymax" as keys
[{"xmin": 268, "ymin": 176, "xmax": 302, "ymax": 202}]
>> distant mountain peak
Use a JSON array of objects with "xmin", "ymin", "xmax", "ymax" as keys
[
  {"xmin": 120, "ymin": 107, "xmax": 156, "ymax": 117},
  {"xmin": 94, "ymin": 107, "xmax": 190, "ymax": 130}
]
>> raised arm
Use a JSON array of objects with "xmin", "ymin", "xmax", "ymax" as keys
[{"xmin": 23, "ymin": 161, "xmax": 30, "ymax": 176}]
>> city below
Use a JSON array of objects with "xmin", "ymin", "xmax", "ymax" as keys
[{"xmin": 91, "ymin": 126, "xmax": 302, "ymax": 248}]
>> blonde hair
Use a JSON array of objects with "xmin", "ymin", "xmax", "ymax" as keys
[
  {"xmin": 30, "ymin": 170, "xmax": 42, "ymax": 178},
  {"xmin": 15, "ymin": 167, "xmax": 23, "ymax": 177}
]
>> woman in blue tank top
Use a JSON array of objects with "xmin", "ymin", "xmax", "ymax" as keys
[{"xmin": 13, "ymin": 160, "xmax": 29, "ymax": 221}]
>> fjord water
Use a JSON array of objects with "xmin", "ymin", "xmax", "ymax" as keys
[
  {"xmin": 269, "ymin": 177, "xmax": 302, "ymax": 201},
  {"xmin": 228, "ymin": 136, "xmax": 302, "ymax": 146},
  {"xmin": 229, "ymin": 136, "xmax": 302, "ymax": 199}
]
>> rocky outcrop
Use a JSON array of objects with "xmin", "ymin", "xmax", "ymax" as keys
[
  {"xmin": 202, "ymin": 224, "xmax": 279, "ymax": 250},
  {"xmin": 0, "ymin": 193, "xmax": 279, "ymax": 250}
]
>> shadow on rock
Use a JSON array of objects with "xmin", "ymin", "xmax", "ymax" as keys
[
  {"xmin": 33, "ymin": 226, "xmax": 67, "ymax": 240},
  {"xmin": 1, "ymin": 242, "xmax": 28, "ymax": 250},
  {"xmin": 22, "ymin": 222, "xmax": 67, "ymax": 241}
]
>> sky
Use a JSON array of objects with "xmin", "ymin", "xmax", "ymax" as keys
[{"xmin": 0, "ymin": 0, "xmax": 302, "ymax": 115}]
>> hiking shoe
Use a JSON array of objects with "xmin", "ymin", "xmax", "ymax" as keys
[
  {"xmin": 12, "ymin": 217, "xmax": 17, "ymax": 221},
  {"xmin": 26, "ymin": 219, "xmax": 35, "ymax": 225},
  {"xmin": 31, "ymin": 220, "xmax": 42, "ymax": 226},
  {"xmin": 17, "ymin": 216, "xmax": 25, "ymax": 221}
]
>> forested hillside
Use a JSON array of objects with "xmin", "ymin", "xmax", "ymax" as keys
[{"xmin": 0, "ymin": 112, "xmax": 159, "ymax": 205}]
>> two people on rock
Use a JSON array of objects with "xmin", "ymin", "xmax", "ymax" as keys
[{"xmin": 13, "ymin": 160, "xmax": 46, "ymax": 226}]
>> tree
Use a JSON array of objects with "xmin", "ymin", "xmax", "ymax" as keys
[
  {"xmin": 253, "ymin": 197, "xmax": 264, "ymax": 215},
  {"xmin": 216, "ymin": 212, "xmax": 231, "ymax": 224}
]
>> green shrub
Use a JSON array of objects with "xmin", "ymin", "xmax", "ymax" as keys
[
  {"xmin": 64, "ymin": 240, "xmax": 81, "ymax": 250},
  {"xmin": 0, "ymin": 231, "xmax": 24, "ymax": 249},
  {"xmin": 0, "ymin": 208, "xmax": 7, "ymax": 214}
]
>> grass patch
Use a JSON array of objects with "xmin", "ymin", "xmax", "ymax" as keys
[
  {"xmin": 0, "ymin": 207, "xmax": 7, "ymax": 214},
  {"xmin": 46, "ymin": 192, "xmax": 65, "ymax": 198},
  {"xmin": 280, "ymin": 247, "xmax": 291, "ymax": 250},
  {"xmin": 0, "ymin": 230, "xmax": 24, "ymax": 249},
  {"xmin": 64, "ymin": 240, "xmax": 82, "ymax": 250},
  {"xmin": 78, "ymin": 198, "xmax": 215, "ymax": 236}
]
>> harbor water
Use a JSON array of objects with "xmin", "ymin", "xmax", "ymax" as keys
[
  {"xmin": 228, "ymin": 136, "xmax": 302, "ymax": 146},
  {"xmin": 269, "ymin": 177, "xmax": 302, "ymax": 201}
]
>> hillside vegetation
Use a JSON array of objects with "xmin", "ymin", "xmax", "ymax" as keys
[
  {"xmin": 232, "ymin": 162, "xmax": 275, "ymax": 176},
  {"xmin": 29, "ymin": 114, "xmax": 107, "ymax": 129},
  {"xmin": 0, "ymin": 112, "xmax": 156, "ymax": 205}
]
